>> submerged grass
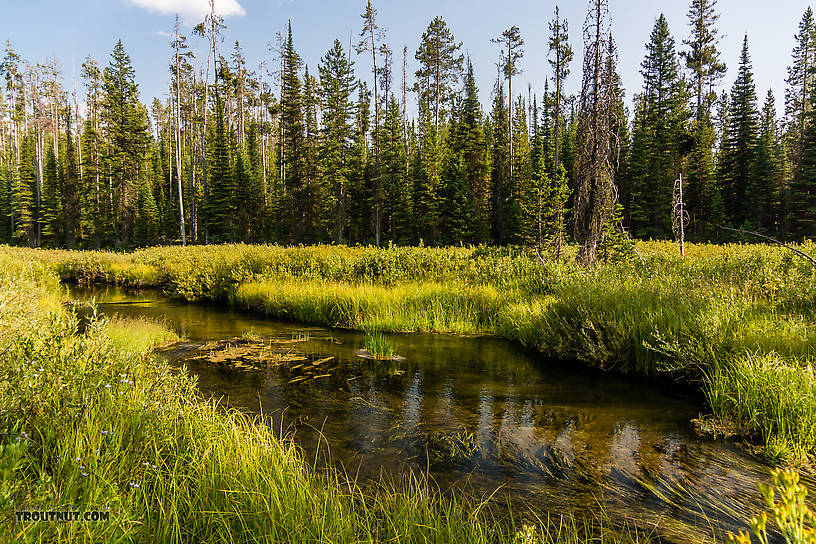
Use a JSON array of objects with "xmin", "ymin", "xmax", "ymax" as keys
[
  {"xmin": 0, "ymin": 251, "xmax": 651, "ymax": 543},
  {"xmin": 7, "ymin": 241, "xmax": 816, "ymax": 462}
]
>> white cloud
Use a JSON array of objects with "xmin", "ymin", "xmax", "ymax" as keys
[
  {"xmin": 153, "ymin": 30, "xmax": 172, "ymax": 37},
  {"xmin": 128, "ymin": 0, "xmax": 246, "ymax": 24}
]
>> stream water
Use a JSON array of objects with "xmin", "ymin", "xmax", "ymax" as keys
[{"xmin": 69, "ymin": 284, "xmax": 796, "ymax": 543}]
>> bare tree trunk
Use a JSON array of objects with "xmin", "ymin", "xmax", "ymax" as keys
[{"xmin": 174, "ymin": 16, "xmax": 187, "ymax": 245}]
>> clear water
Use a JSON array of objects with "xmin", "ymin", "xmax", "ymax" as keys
[{"xmin": 69, "ymin": 284, "xmax": 799, "ymax": 543}]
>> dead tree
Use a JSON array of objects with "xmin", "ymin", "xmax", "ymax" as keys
[
  {"xmin": 672, "ymin": 173, "xmax": 688, "ymax": 257},
  {"xmin": 574, "ymin": 0, "xmax": 617, "ymax": 266}
]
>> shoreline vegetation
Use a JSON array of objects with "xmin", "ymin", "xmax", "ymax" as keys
[
  {"xmin": 1, "ymin": 248, "xmax": 652, "ymax": 543},
  {"xmin": 13, "ymin": 241, "xmax": 816, "ymax": 462},
  {"xmin": 3, "ymin": 240, "xmax": 816, "ymax": 542}
]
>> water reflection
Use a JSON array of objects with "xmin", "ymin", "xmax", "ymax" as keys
[{"xmin": 70, "ymin": 285, "xmax": 791, "ymax": 543}]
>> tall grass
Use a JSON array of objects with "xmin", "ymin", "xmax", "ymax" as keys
[
  {"xmin": 7, "ymin": 241, "xmax": 816, "ymax": 460},
  {"xmin": 0, "ymin": 251, "xmax": 649, "ymax": 543}
]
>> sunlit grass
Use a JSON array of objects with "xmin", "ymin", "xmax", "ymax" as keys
[
  {"xmin": 7, "ymin": 241, "xmax": 816, "ymax": 460},
  {"xmin": 0, "ymin": 250, "xmax": 650, "ymax": 544}
]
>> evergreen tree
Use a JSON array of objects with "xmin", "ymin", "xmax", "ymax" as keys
[
  {"xmin": 40, "ymin": 144, "xmax": 61, "ymax": 246},
  {"xmin": 718, "ymin": 35, "xmax": 760, "ymax": 228},
  {"xmin": 628, "ymin": 15, "xmax": 689, "ymax": 238},
  {"xmin": 490, "ymin": 74, "xmax": 510, "ymax": 244},
  {"xmin": 548, "ymin": 6, "xmax": 573, "ymax": 177},
  {"xmin": 683, "ymin": 0, "xmax": 726, "ymax": 238},
  {"xmin": 101, "ymin": 40, "xmax": 151, "ymax": 246},
  {"xmin": 206, "ymin": 95, "xmax": 236, "ymax": 242},
  {"xmin": 785, "ymin": 8, "xmax": 816, "ymax": 173},
  {"xmin": 13, "ymin": 134, "xmax": 36, "ymax": 245},
  {"xmin": 281, "ymin": 22, "xmax": 306, "ymax": 241},
  {"xmin": 750, "ymin": 90, "xmax": 784, "ymax": 233},
  {"xmin": 789, "ymin": 84, "xmax": 816, "ymax": 240},
  {"xmin": 509, "ymin": 95, "xmax": 531, "ymax": 244},
  {"xmin": 302, "ymin": 65, "xmax": 321, "ymax": 239},
  {"xmin": 574, "ymin": 0, "xmax": 618, "ymax": 265},
  {"xmin": 413, "ymin": 16, "xmax": 463, "ymax": 244},
  {"xmin": 461, "ymin": 61, "xmax": 490, "ymax": 243},
  {"xmin": 318, "ymin": 39, "xmax": 357, "ymax": 243}
]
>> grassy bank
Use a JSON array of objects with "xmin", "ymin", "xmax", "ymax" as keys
[
  {"xmin": 7, "ymin": 242, "xmax": 816, "ymax": 462},
  {"xmin": 0, "ymin": 251, "xmax": 650, "ymax": 542}
]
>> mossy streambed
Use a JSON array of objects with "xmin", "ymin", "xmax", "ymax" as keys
[{"xmin": 70, "ymin": 284, "xmax": 813, "ymax": 543}]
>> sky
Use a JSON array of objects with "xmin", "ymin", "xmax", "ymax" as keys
[{"xmin": 2, "ymin": 0, "xmax": 812, "ymax": 119}]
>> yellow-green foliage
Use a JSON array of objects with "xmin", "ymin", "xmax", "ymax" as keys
[
  {"xmin": 0, "ymin": 249, "xmax": 646, "ymax": 543},
  {"xmin": 6, "ymin": 241, "xmax": 816, "ymax": 460},
  {"xmin": 730, "ymin": 468, "xmax": 816, "ymax": 544},
  {"xmin": 105, "ymin": 316, "xmax": 179, "ymax": 355}
]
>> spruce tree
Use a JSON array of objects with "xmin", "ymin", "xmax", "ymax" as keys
[
  {"xmin": 13, "ymin": 134, "xmax": 36, "ymax": 246},
  {"xmin": 718, "ymin": 35, "xmax": 760, "ymax": 228},
  {"xmin": 206, "ymin": 95, "xmax": 236, "ymax": 242},
  {"xmin": 318, "ymin": 39, "xmax": 357, "ymax": 243},
  {"xmin": 281, "ymin": 22, "xmax": 306, "ymax": 241},
  {"xmin": 789, "ymin": 84, "xmax": 816, "ymax": 240},
  {"xmin": 785, "ymin": 8, "xmax": 816, "ymax": 173},
  {"xmin": 628, "ymin": 15, "xmax": 689, "ymax": 238},
  {"xmin": 461, "ymin": 61, "xmax": 489, "ymax": 243},
  {"xmin": 101, "ymin": 40, "xmax": 150, "ymax": 246},
  {"xmin": 750, "ymin": 90, "xmax": 784, "ymax": 233},
  {"xmin": 682, "ymin": 0, "xmax": 726, "ymax": 238},
  {"xmin": 490, "ymin": 75, "xmax": 510, "ymax": 244}
]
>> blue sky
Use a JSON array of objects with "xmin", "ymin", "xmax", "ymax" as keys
[{"xmin": 3, "ymin": 0, "xmax": 811, "ymax": 118}]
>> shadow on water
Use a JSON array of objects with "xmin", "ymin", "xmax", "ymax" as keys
[{"xmin": 69, "ymin": 284, "xmax": 806, "ymax": 543}]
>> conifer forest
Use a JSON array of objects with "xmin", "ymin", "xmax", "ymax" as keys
[
  {"xmin": 8, "ymin": 1, "xmax": 816, "ymax": 543},
  {"xmin": 2, "ymin": 0, "xmax": 813, "ymax": 257}
]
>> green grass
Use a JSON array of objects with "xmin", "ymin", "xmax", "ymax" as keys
[
  {"xmin": 363, "ymin": 329, "xmax": 398, "ymax": 359},
  {"xmin": 105, "ymin": 315, "xmax": 180, "ymax": 354},
  {"xmin": 6, "ymin": 241, "xmax": 816, "ymax": 462},
  {"xmin": 0, "ymin": 250, "xmax": 651, "ymax": 543}
]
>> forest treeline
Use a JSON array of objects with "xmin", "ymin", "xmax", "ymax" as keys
[{"xmin": 2, "ymin": 0, "xmax": 816, "ymax": 260}]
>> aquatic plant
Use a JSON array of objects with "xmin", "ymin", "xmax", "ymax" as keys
[{"xmin": 363, "ymin": 329, "xmax": 398, "ymax": 360}]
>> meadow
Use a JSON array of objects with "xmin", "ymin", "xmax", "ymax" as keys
[
  {"xmin": 4, "ymin": 241, "xmax": 816, "ymax": 542},
  {"xmin": 13, "ymin": 241, "xmax": 816, "ymax": 462},
  {"xmin": 0, "ymin": 249, "xmax": 656, "ymax": 543}
]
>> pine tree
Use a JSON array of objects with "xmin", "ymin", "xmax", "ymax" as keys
[
  {"xmin": 492, "ymin": 27, "xmax": 524, "ymax": 179},
  {"xmin": 548, "ymin": 6, "xmax": 573, "ymax": 177},
  {"xmin": 414, "ymin": 17, "xmax": 464, "ymax": 135},
  {"xmin": 413, "ymin": 16, "xmax": 463, "ymax": 244}
]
